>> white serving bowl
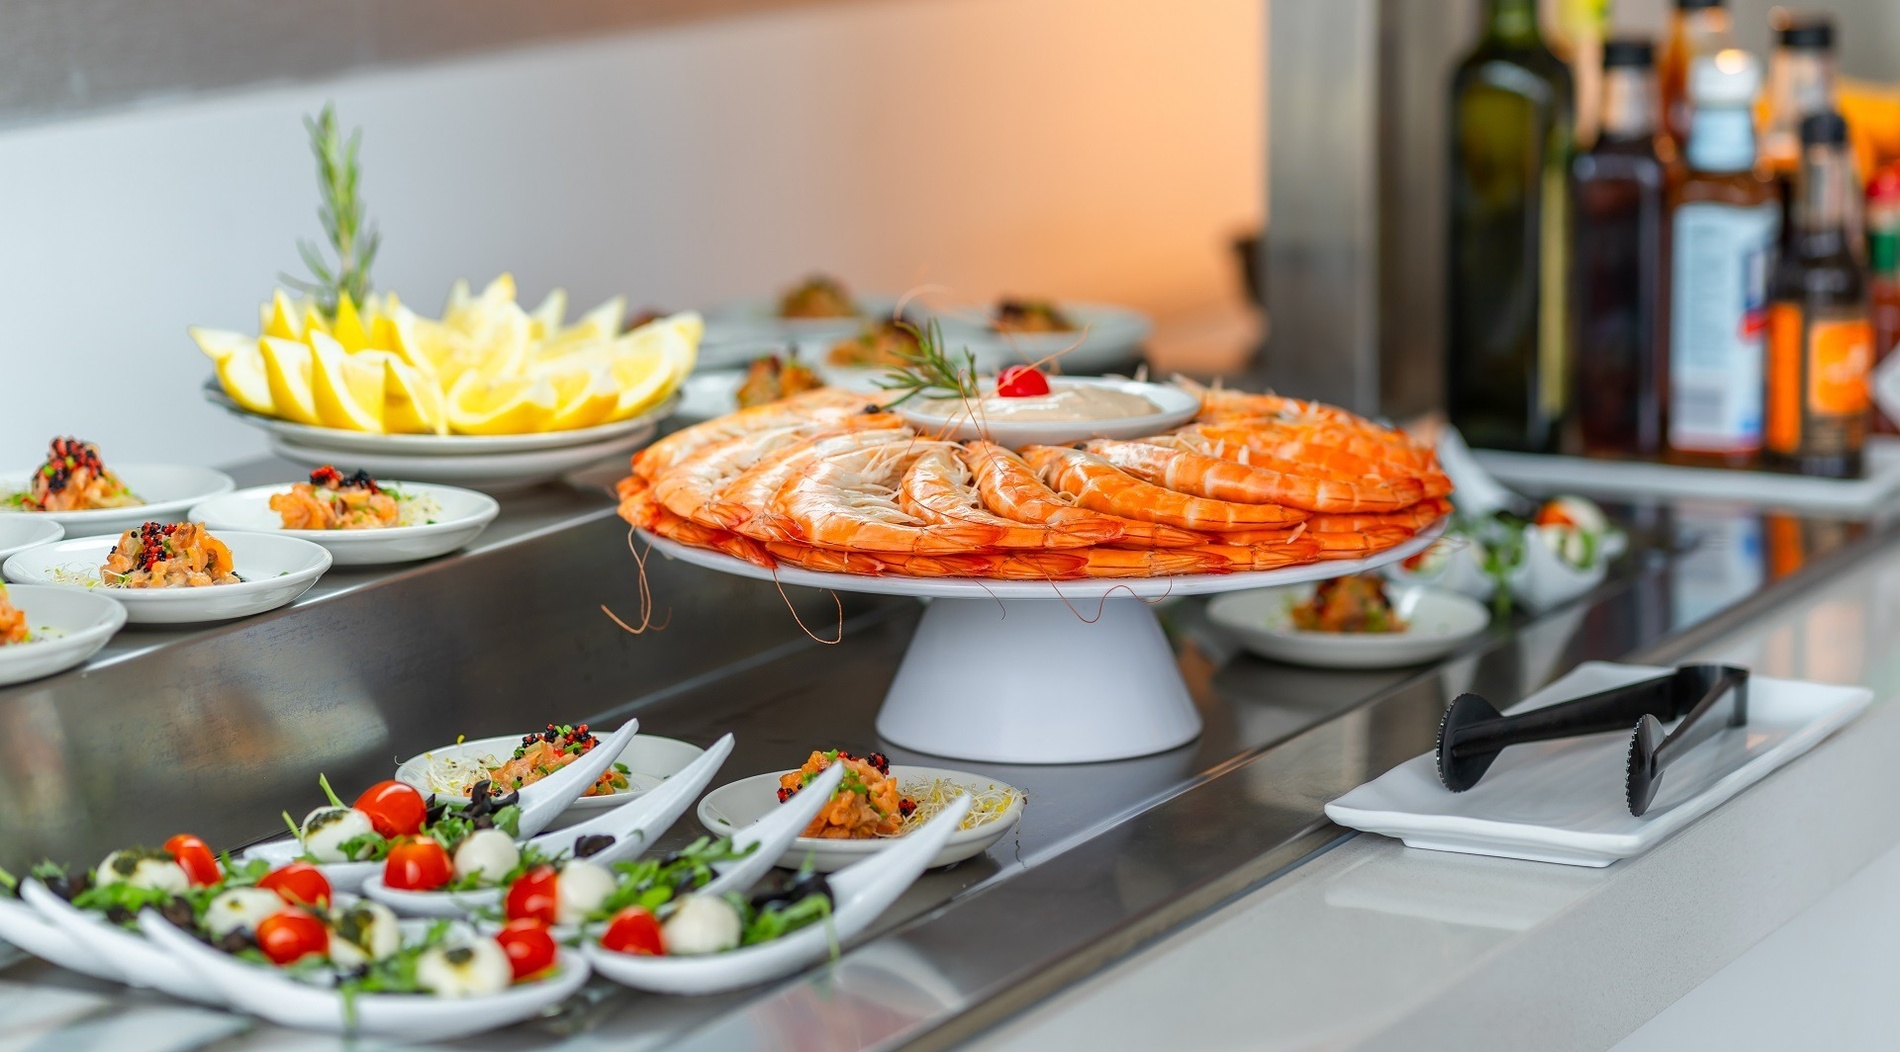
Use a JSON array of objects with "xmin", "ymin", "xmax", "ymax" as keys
[
  {"xmin": 587, "ymin": 795, "xmax": 972, "ymax": 995},
  {"xmin": 362, "ymin": 735, "xmax": 734, "ymax": 919},
  {"xmin": 698, "ymin": 764, "xmax": 1024, "ymax": 873},
  {"xmin": 0, "ymin": 891, "xmax": 123, "ymax": 979},
  {"xmin": 0, "ymin": 516, "xmax": 63, "ymax": 562},
  {"xmin": 0, "ymin": 464, "xmax": 236, "ymax": 538},
  {"xmin": 138, "ymin": 912, "xmax": 589, "ymax": 1038},
  {"xmin": 932, "ymin": 301, "xmax": 1154, "ymax": 374},
  {"xmin": 893, "ymin": 377, "xmax": 1199, "ymax": 447},
  {"xmin": 3, "ymin": 532, "xmax": 331, "ymax": 624},
  {"xmin": 1207, "ymin": 582, "xmax": 1491, "ymax": 670},
  {"xmin": 20, "ymin": 880, "xmax": 224, "ymax": 1005},
  {"xmin": 396, "ymin": 732, "xmax": 707, "ymax": 815},
  {"xmin": 189, "ymin": 482, "xmax": 499, "ymax": 566},
  {"xmin": 0, "ymin": 584, "xmax": 126, "ymax": 685}
]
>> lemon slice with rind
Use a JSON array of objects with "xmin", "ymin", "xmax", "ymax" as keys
[
  {"xmin": 310, "ymin": 334, "xmax": 387, "ymax": 432},
  {"xmin": 260, "ymin": 337, "xmax": 322, "ymax": 425},
  {"xmin": 384, "ymin": 357, "xmax": 448, "ymax": 435},
  {"xmin": 446, "ymin": 373, "xmax": 560, "ymax": 435},
  {"xmin": 547, "ymin": 366, "xmax": 621, "ymax": 431},
  {"xmin": 211, "ymin": 339, "xmax": 276, "ymax": 417}
]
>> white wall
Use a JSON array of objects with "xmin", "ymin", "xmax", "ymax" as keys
[{"xmin": 0, "ymin": 0, "xmax": 1263, "ymax": 464}]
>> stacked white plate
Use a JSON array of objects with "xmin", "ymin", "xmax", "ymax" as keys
[
  {"xmin": 190, "ymin": 481, "xmax": 499, "ymax": 566},
  {"xmin": 0, "ymin": 464, "xmax": 235, "ymax": 538},
  {"xmin": 204, "ymin": 384, "xmax": 676, "ymax": 492}
]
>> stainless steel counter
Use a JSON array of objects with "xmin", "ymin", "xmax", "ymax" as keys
[{"xmin": 0, "ymin": 462, "xmax": 1884, "ymax": 1051}]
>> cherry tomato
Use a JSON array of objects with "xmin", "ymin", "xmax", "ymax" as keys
[
  {"xmin": 162, "ymin": 834, "xmax": 222, "ymax": 887},
  {"xmin": 255, "ymin": 908, "xmax": 329, "ymax": 965},
  {"xmin": 383, "ymin": 837, "xmax": 453, "ymax": 891},
  {"xmin": 258, "ymin": 862, "xmax": 333, "ymax": 908},
  {"xmin": 494, "ymin": 919, "xmax": 559, "ymax": 982},
  {"xmin": 599, "ymin": 906, "xmax": 665, "ymax": 956},
  {"xmin": 995, "ymin": 365, "xmax": 1051, "ymax": 398},
  {"xmin": 505, "ymin": 865, "xmax": 560, "ymax": 924},
  {"xmin": 352, "ymin": 780, "xmax": 428, "ymax": 839}
]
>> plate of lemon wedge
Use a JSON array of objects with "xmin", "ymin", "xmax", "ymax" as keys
[{"xmin": 196, "ymin": 275, "xmax": 696, "ymax": 488}]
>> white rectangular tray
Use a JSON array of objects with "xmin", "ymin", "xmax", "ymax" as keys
[
  {"xmin": 1471, "ymin": 436, "xmax": 1900, "ymax": 514},
  {"xmin": 1324, "ymin": 661, "xmax": 1871, "ymax": 867}
]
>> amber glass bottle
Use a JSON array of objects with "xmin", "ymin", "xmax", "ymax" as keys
[
  {"xmin": 1760, "ymin": 16, "xmax": 1839, "ymax": 257},
  {"xmin": 1766, "ymin": 112, "xmax": 1871, "ymax": 478},
  {"xmin": 1659, "ymin": 0, "xmax": 1734, "ymax": 151},
  {"xmin": 1572, "ymin": 39, "xmax": 1670, "ymax": 457},
  {"xmin": 1446, "ymin": 0, "xmax": 1575, "ymax": 453},
  {"xmin": 1667, "ymin": 51, "xmax": 1779, "ymax": 469}
]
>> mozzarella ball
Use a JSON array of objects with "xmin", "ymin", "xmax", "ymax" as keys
[
  {"xmin": 660, "ymin": 894, "xmax": 741, "ymax": 956},
  {"xmin": 95, "ymin": 849, "xmax": 190, "ymax": 894},
  {"xmin": 1547, "ymin": 496, "xmax": 1609, "ymax": 535},
  {"xmin": 328, "ymin": 901, "xmax": 401, "ymax": 968},
  {"xmin": 204, "ymin": 887, "xmax": 283, "ymax": 939},
  {"xmin": 1536, "ymin": 523, "xmax": 1594, "ymax": 569},
  {"xmin": 451, "ymin": 829, "xmax": 520, "ymax": 884},
  {"xmin": 556, "ymin": 860, "xmax": 615, "ymax": 924},
  {"xmin": 301, "ymin": 807, "xmax": 375, "ymax": 863},
  {"xmin": 416, "ymin": 938, "xmax": 513, "ymax": 997}
]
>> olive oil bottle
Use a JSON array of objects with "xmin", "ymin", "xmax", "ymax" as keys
[{"xmin": 1447, "ymin": 0, "xmax": 1576, "ymax": 453}]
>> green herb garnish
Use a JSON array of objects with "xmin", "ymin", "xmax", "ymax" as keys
[{"xmin": 284, "ymin": 104, "xmax": 381, "ymax": 318}]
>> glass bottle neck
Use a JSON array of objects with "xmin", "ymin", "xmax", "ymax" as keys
[
  {"xmin": 1485, "ymin": 0, "xmax": 1543, "ymax": 46},
  {"xmin": 1686, "ymin": 106, "xmax": 1757, "ymax": 172},
  {"xmin": 1599, "ymin": 67, "xmax": 1657, "ymax": 140},
  {"xmin": 1766, "ymin": 51, "xmax": 1835, "ymax": 126},
  {"xmin": 1794, "ymin": 143, "xmax": 1854, "ymax": 252},
  {"xmin": 1672, "ymin": 7, "xmax": 1735, "ymax": 54}
]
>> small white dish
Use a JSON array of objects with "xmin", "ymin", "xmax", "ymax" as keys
[
  {"xmin": 676, "ymin": 369, "xmax": 746, "ymax": 423},
  {"xmin": 698, "ymin": 764, "xmax": 1024, "ymax": 873},
  {"xmin": 138, "ymin": 912, "xmax": 590, "ymax": 1038},
  {"xmin": 0, "ymin": 585, "xmax": 126, "ymax": 685},
  {"xmin": 20, "ymin": 880, "xmax": 224, "ymax": 1005},
  {"xmin": 241, "ymin": 719, "xmax": 645, "ymax": 892},
  {"xmin": 0, "ymin": 464, "xmax": 236, "ymax": 538},
  {"xmin": 268, "ymin": 427, "xmax": 653, "ymax": 493},
  {"xmin": 0, "ymin": 891, "xmax": 122, "ymax": 979},
  {"xmin": 932, "ymin": 301, "xmax": 1153, "ymax": 374},
  {"xmin": 1381, "ymin": 536, "xmax": 1498, "ymax": 603},
  {"xmin": 1325, "ymin": 662, "xmax": 1873, "ymax": 867},
  {"xmin": 396, "ymin": 732, "xmax": 707, "ymax": 815},
  {"xmin": 188, "ymin": 482, "xmax": 499, "ymax": 567},
  {"xmin": 893, "ymin": 377, "xmax": 1198, "ymax": 447},
  {"xmin": 4, "ymin": 533, "xmax": 331, "ymax": 625},
  {"xmin": 1207, "ymin": 583, "xmax": 1491, "ymax": 670},
  {"xmin": 706, "ymin": 295, "xmax": 903, "ymax": 345},
  {"xmin": 1510, "ymin": 529, "xmax": 1611, "ymax": 614},
  {"xmin": 363, "ymin": 735, "xmax": 735, "ymax": 918},
  {"xmin": 587, "ymin": 795, "xmax": 973, "ymax": 995},
  {"xmin": 0, "ymin": 517, "xmax": 63, "ymax": 562}
]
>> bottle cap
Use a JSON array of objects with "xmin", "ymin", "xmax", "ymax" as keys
[
  {"xmin": 1603, "ymin": 38, "xmax": 1655, "ymax": 69},
  {"xmin": 1776, "ymin": 17, "xmax": 1833, "ymax": 50},
  {"xmin": 1799, "ymin": 111, "xmax": 1848, "ymax": 147},
  {"xmin": 1689, "ymin": 50, "xmax": 1760, "ymax": 105}
]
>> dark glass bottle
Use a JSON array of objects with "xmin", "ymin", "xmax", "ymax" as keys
[
  {"xmin": 1572, "ymin": 39, "xmax": 1671, "ymax": 458},
  {"xmin": 1761, "ymin": 16, "xmax": 1839, "ymax": 258},
  {"xmin": 1447, "ymin": 0, "xmax": 1576, "ymax": 453},
  {"xmin": 1667, "ymin": 51, "xmax": 1778, "ymax": 469},
  {"xmin": 1765, "ymin": 112, "xmax": 1871, "ymax": 478}
]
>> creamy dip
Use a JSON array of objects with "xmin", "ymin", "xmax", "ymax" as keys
[{"xmin": 916, "ymin": 384, "xmax": 1160, "ymax": 422}]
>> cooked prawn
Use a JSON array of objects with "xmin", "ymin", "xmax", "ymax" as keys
[
  {"xmin": 1159, "ymin": 433, "xmax": 1427, "ymax": 513},
  {"xmin": 1308, "ymin": 526, "xmax": 1417, "ymax": 561},
  {"xmin": 1304, "ymin": 497, "xmax": 1453, "ymax": 534},
  {"xmin": 772, "ymin": 440, "xmax": 1009, "ymax": 555},
  {"xmin": 1188, "ymin": 421, "xmax": 1447, "ymax": 490},
  {"xmin": 632, "ymin": 388, "xmax": 884, "ymax": 480},
  {"xmin": 765, "ymin": 542, "xmax": 999, "ymax": 578},
  {"xmin": 1191, "ymin": 538, "xmax": 1326, "ymax": 571},
  {"xmin": 898, "ymin": 444, "xmax": 1117, "ymax": 549},
  {"xmin": 716, "ymin": 429, "xmax": 918, "ymax": 539},
  {"xmin": 654, "ymin": 424, "xmax": 826, "ymax": 528},
  {"xmin": 962, "ymin": 442, "xmax": 1205, "ymax": 548},
  {"xmin": 1025, "ymin": 445, "xmax": 1312, "ymax": 532}
]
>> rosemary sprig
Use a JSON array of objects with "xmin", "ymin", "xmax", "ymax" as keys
[
  {"xmin": 874, "ymin": 319, "xmax": 979, "ymax": 407},
  {"xmin": 282, "ymin": 104, "xmax": 380, "ymax": 318}
]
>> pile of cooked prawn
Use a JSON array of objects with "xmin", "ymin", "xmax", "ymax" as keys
[{"xmin": 615, "ymin": 385, "xmax": 1453, "ymax": 580}]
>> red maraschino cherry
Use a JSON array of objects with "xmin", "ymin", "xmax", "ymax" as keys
[{"xmin": 995, "ymin": 365, "xmax": 1050, "ymax": 398}]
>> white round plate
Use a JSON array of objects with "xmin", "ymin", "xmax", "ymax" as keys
[
  {"xmin": 395, "ymin": 732, "xmax": 707, "ymax": 814},
  {"xmin": 188, "ymin": 482, "xmax": 499, "ymax": 566},
  {"xmin": 893, "ymin": 377, "xmax": 1199, "ymax": 446},
  {"xmin": 706, "ymin": 295, "xmax": 904, "ymax": 345},
  {"xmin": 0, "ymin": 584, "xmax": 126, "ymax": 685},
  {"xmin": 206, "ymin": 384, "xmax": 679, "ymax": 455},
  {"xmin": 269, "ymin": 426, "xmax": 653, "ymax": 493},
  {"xmin": 643, "ymin": 519, "xmax": 1443, "ymax": 601},
  {"xmin": 0, "ymin": 517, "xmax": 63, "ymax": 562},
  {"xmin": 0, "ymin": 464, "xmax": 236, "ymax": 538},
  {"xmin": 4, "ymin": 532, "xmax": 332, "ymax": 624},
  {"xmin": 1206, "ymin": 582, "xmax": 1490, "ymax": 670},
  {"xmin": 676, "ymin": 369, "xmax": 745, "ymax": 423},
  {"xmin": 698, "ymin": 765, "xmax": 1023, "ymax": 872},
  {"xmin": 933, "ymin": 301, "xmax": 1153, "ymax": 374}
]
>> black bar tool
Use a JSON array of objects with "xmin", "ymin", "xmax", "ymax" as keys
[{"xmin": 1435, "ymin": 664, "xmax": 1749, "ymax": 816}]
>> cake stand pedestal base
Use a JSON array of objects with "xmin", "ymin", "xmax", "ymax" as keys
[{"xmin": 876, "ymin": 597, "xmax": 1202, "ymax": 764}]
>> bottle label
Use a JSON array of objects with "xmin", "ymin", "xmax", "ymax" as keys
[
  {"xmin": 1768, "ymin": 308, "xmax": 1873, "ymax": 454},
  {"xmin": 1670, "ymin": 201, "xmax": 1780, "ymax": 453}
]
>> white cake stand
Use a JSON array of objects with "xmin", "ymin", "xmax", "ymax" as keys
[{"xmin": 645, "ymin": 523, "xmax": 1442, "ymax": 765}]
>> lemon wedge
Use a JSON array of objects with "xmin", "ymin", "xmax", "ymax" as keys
[
  {"xmin": 446, "ymin": 372, "xmax": 559, "ymax": 435},
  {"xmin": 384, "ymin": 358, "xmax": 447, "ymax": 435},
  {"xmin": 263, "ymin": 291, "xmax": 305, "ymax": 340},
  {"xmin": 261, "ymin": 337, "xmax": 322, "ymax": 425},
  {"xmin": 216, "ymin": 341, "xmax": 276, "ymax": 416},
  {"xmin": 310, "ymin": 334, "xmax": 387, "ymax": 432},
  {"xmin": 331, "ymin": 294, "xmax": 372, "ymax": 354},
  {"xmin": 546, "ymin": 366, "xmax": 622, "ymax": 431},
  {"xmin": 604, "ymin": 312, "xmax": 699, "ymax": 420},
  {"xmin": 190, "ymin": 327, "xmax": 250, "ymax": 363},
  {"xmin": 528, "ymin": 288, "xmax": 567, "ymax": 341}
]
